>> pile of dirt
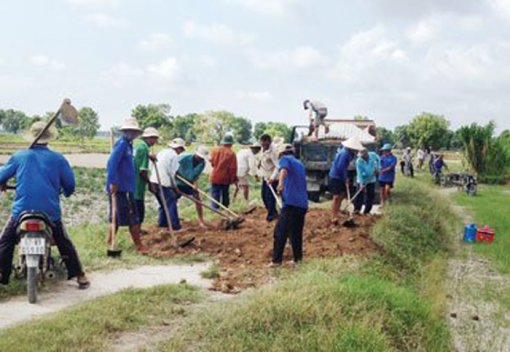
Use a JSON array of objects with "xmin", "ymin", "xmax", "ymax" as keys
[{"xmin": 143, "ymin": 208, "xmax": 378, "ymax": 294}]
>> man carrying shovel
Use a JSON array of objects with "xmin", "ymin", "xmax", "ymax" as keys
[
  {"xmin": 150, "ymin": 138, "xmax": 186, "ymax": 231},
  {"xmin": 354, "ymin": 149, "xmax": 380, "ymax": 215},
  {"xmin": 270, "ymin": 144, "xmax": 308, "ymax": 267},
  {"xmin": 328, "ymin": 137, "xmax": 364, "ymax": 224},
  {"xmin": 257, "ymin": 134, "xmax": 280, "ymax": 222},
  {"xmin": 175, "ymin": 145, "xmax": 209, "ymax": 228},
  {"xmin": 0, "ymin": 122, "xmax": 90, "ymax": 288},
  {"xmin": 133, "ymin": 127, "xmax": 160, "ymax": 231},
  {"xmin": 106, "ymin": 118, "xmax": 148, "ymax": 254}
]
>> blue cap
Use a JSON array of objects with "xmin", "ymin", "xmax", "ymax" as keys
[{"xmin": 381, "ymin": 143, "xmax": 393, "ymax": 151}]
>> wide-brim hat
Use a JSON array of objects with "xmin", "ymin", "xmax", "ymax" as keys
[
  {"xmin": 142, "ymin": 127, "xmax": 160, "ymax": 138},
  {"xmin": 381, "ymin": 143, "xmax": 393, "ymax": 151},
  {"xmin": 119, "ymin": 117, "xmax": 142, "ymax": 132},
  {"xmin": 195, "ymin": 145, "xmax": 209, "ymax": 160},
  {"xmin": 342, "ymin": 137, "xmax": 364, "ymax": 151},
  {"xmin": 249, "ymin": 142, "xmax": 262, "ymax": 149},
  {"xmin": 277, "ymin": 143, "xmax": 295, "ymax": 156},
  {"xmin": 221, "ymin": 135, "xmax": 235, "ymax": 145},
  {"xmin": 273, "ymin": 137, "xmax": 285, "ymax": 146},
  {"xmin": 24, "ymin": 121, "xmax": 58, "ymax": 144},
  {"xmin": 168, "ymin": 137, "xmax": 186, "ymax": 150}
]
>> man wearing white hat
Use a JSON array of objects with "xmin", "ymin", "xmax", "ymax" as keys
[
  {"xmin": 235, "ymin": 143, "xmax": 262, "ymax": 205},
  {"xmin": 133, "ymin": 127, "xmax": 160, "ymax": 228},
  {"xmin": 150, "ymin": 138, "xmax": 186, "ymax": 231},
  {"xmin": 0, "ymin": 122, "xmax": 89, "ymax": 288},
  {"xmin": 176, "ymin": 145, "xmax": 209, "ymax": 227},
  {"xmin": 328, "ymin": 137, "xmax": 364, "ymax": 224},
  {"xmin": 106, "ymin": 117, "xmax": 147, "ymax": 254}
]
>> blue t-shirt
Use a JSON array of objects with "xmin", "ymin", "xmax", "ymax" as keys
[
  {"xmin": 329, "ymin": 148, "xmax": 354, "ymax": 181},
  {"xmin": 434, "ymin": 159, "xmax": 445, "ymax": 172},
  {"xmin": 106, "ymin": 136, "xmax": 136, "ymax": 192},
  {"xmin": 278, "ymin": 156, "xmax": 308, "ymax": 210},
  {"xmin": 0, "ymin": 146, "xmax": 75, "ymax": 221},
  {"xmin": 379, "ymin": 154, "xmax": 397, "ymax": 183},
  {"xmin": 356, "ymin": 152, "xmax": 381, "ymax": 184}
]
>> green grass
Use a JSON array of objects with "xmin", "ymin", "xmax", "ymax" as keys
[
  {"xmin": 0, "ymin": 283, "xmax": 201, "ymax": 352},
  {"xmin": 158, "ymin": 177, "xmax": 458, "ymax": 351},
  {"xmin": 453, "ymin": 184, "xmax": 510, "ymax": 274}
]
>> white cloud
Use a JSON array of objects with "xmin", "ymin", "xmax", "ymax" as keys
[
  {"xmin": 488, "ymin": 0, "xmax": 510, "ymax": 18},
  {"xmin": 146, "ymin": 57, "xmax": 180, "ymax": 81},
  {"xmin": 225, "ymin": 0, "xmax": 299, "ymax": 16},
  {"xmin": 65, "ymin": 0, "xmax": 121, "ymax": 9},
  {"xmin": 85, "ymin": 13, "xmax": 128, "ymax": 28},
  {"xmin": 236, "ymin": 91, "xmax": 273, "ymax": 102},
  {"xmin": 138, "ymin": 33, "xmax": 172, "ymax": 52},
  {"xmin": 30, "ymin": 54, "xmax": 66, "ymax": 70},
  {"xmin": 407, "ymin": 18, "xmax": 440, "ymax": 42},
  {"xmin": 183, "ymin": 20, "xmax": 252, "ymax": 46},
  {"xmin": 252, "ymin": 46, "xmax": 328, "ymax": 71}
]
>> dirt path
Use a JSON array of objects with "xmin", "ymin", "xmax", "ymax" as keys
[
  {"xmin": 0, "ymin": 153, "xmax": 109, "ymax": 168},
  {"xmin": 0, "ymin": 263, "xmax": 212, "ymax": 330},
  {"xmin": 447, "ymin": 201, "xmax": 510, "ymax": 351}
]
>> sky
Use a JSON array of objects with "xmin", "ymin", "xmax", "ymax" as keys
[{"xmin": 0, "ymin": 0, "xmax": 509, "ymax": 131}]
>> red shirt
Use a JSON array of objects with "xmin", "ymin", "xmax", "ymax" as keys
[{"xmin": 210, "ymin": 146, "xmax": 238, "ymax": 185}]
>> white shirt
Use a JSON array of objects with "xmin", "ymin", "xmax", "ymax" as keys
[
  {"xmin": 149, "ymin": 148, "xmax": 180, "ymax": 188},
  {"xmin": 403, "ymin": 151, "xmax": 413, "ymax": 163},
  {"xmin": 256, "ymin": 144, "xmax": 279, "ymax": 181},
  {"xmin": 237, "ymin": 149, "xmax": 257, "ymax": 178},
  {"xmin": 418, "ymin": 149, "xmax": 425, "ymax": 160}
]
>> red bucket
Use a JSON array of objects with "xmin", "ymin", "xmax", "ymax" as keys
[{"xmin": 476, "ymin": 225, "xmax": 495, "ymax": 243}]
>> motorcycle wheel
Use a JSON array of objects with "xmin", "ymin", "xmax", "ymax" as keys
[{"xmin": 27, "ymin": 267, "xmax": 38, "ymax": 304}]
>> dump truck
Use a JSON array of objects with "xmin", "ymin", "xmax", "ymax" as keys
[{"xmin": 291, "ymin": 119, "xmax": 378, "ymax": 202}]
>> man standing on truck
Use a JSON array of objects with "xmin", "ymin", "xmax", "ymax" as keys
[
  {"xmin": 328, "ymin": 137, "xmax": 364, "ymax": 224},
  {"xmin": 303, "ymin": 99, "xmax": 329, "ymax": 139},
  {"xmin": 257, "ymin": 134, "xmax": 280, "ymax": 222},
  {"xmin": 379, "ymin": 144, "xmax": 398, "ymax": 207}
]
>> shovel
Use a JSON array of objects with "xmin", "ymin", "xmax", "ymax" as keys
[
  {"xmin": 176, "ymin": 175, "xmax": 245, "ymax": 225},
  {"xmin": 267, "ymin": 181, "xmax": 283, "ymax": 210},
  {"xmin": 107, "ymin": 192, "xmax": 122, "ymax": 257},
  {"xmin": 342, "ymin": 184, "xmax": 365, "ymax": 228},
  {"xmin": 151, "ymin": 160, "xmax": 195, "ymax": 247},
  {"xmin": 179, "ymin": 192, "xmax": 244, "ymax": 230}
]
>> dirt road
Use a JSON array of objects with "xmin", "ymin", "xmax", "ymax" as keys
[
  {"xmin": 0, "ymin": 153, "xmax": 109, "ymax": 168},
  {"xmin": 0, "ymin": 263, "xmax": 212, "ymax": 330}
]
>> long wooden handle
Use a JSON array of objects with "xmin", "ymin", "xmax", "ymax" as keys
[
  {"xmin": 176, "ymin": 175, "xmax": 240, "ymax": 218},
  {"xmin": 29, "ymin": 108, "xmax": 62, "ymax": 149},
  {"xmin": 267, "ymin": 182, "xmax": 282, "ymax": 209},
  {"xmin": 111, "ymin": 193, "xmax": 117, "ymax": 250},
  {"xmin": 152, "ymin": 160, "xmax": 174, "ymax": 236}
]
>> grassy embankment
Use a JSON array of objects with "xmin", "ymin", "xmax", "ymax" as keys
[
  {"xmin": 0, "ymin": 284, "xmax": 201, "ymax": 352},
  {"xmin": 158, "ymin": 177, "xmax": 459, "ymax": 351}
]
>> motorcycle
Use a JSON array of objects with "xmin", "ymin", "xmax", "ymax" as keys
[{"xmin": 15, "ymin": 212, "xmax": 57, "ymax": 304}]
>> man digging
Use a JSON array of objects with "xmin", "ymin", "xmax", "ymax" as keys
[
  {"xmin": 176, "ymin": 145, "xmax": 210, "ymax": 228},
  {"xmin": 270, "ymin": 143, "xmax": 308, "ymax": 267},
  {"xmin": 0, "ymin": 122, "xmax": 89, "ymax": 288},
  {"xmin": 106, "ymin": 118, "xmax": 148, "ymax": 254},
  {"xmin": 235, "ymin": 143, "xmax": 261, "ymax": 208},
  {"xmin": 257, "ymin": 134, "xmax": 280, "ymax": 222},
  {"xmin": 150, "ymin": 138, "xmax": 186, "ymax": 232},
  {"xmin": 134, "ymin": 127, "xmax": 160, "ymax": 233},
  {"xmin": 354, "ymin": 149, "xmax": 380, "ymax": 215},
  {"xmin": 329, "ymin": 137, "xmax": 364, "ymax": 224},
  {"xmin": 209, "ymin": 135, "xmax": 238, "ymax": 210}
]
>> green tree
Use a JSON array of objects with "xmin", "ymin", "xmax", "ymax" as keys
[
  {"xmin": 192, "ymin": 111, "xmax": 252, "ymax": 144},
  {"xmin": 169, "ymin": 113, "xmax": 199, "ymax": 141},
  {"xmin": 230, "ymin": 116, "xmax": 252, "ymax": 144},
  {"xmin": 394, "ymin": 124, "xmax": 412, "ymax": 148},
  {"xmin": 253, "ymin": 122, "xmax": 291, "ymax": 142},
  {"xmin": 353, "ymin": 115, "xmax": 369, "ymax": 121},
  {"xmin": 407, "ymin": 112, "xmax": 450, "ymax": 149},
  {"xmin": 0, "ymin": 109, "xmax": 30, "ymax": 133},
  {"xmin": 375, "ymin": 127, "xmax": 395, "ymax": 148},
  {"xmin": 58, "ymin": 107, "xmax": 100, "ymax": 140},
  {"xmin": 457, "ymin": 121, "xmax": 500, "ymax": 176},
  {"xmin": 131, "ymin": 103, "xmax": 172, "ymax": 129},
  {"xmin": 253, "ymin": 122, "xmax": 267, "ymax": 140}
]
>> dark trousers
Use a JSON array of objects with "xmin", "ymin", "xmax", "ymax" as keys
[
  {"xmin": 262, "ymin": 180, "xmax": 279, "ymax": 221},
  {"xmin": 211, "ymin": 184, "xmax": 230, "ymax": 209},
  {"xmin": 152, "ymin": 184, "xmax": 181, "ymax": 230},
  {"xmin": 0, "ymin": 218, "xmax": 84, "ymax": 285},
  {"xmin": 135, "ymin": 199, "xmax": 145, "ymax": 224},
  {"xmin": 272, "ymin": 205, "xmax": 307, "ymax": 263},
  {"xmin": 354, "ymin": 182, "xmax": 376, "ymax": 214}
]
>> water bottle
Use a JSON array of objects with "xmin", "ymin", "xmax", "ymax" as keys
[{"xmin": 464, "ymin": 224, "xmax": 477, "ymax": 243}]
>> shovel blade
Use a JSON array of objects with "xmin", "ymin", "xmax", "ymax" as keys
[{"xmin": 107, "ymin": 248, "xmax": 122, "ymax": 258}]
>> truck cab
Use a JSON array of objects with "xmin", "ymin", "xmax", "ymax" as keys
[{"xmin": 291, "ymin": 119, "xmax": 378, "ymax": 202}]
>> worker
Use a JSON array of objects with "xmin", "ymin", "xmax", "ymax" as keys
[
  {"xmin": 354, "ymin": 149, "xmax": 380, "ymax": 215},
  {"xmin": 417, "ymin": 147, "xmax": 426, "ymax": 170},
  {"xmin": 433, "ymin": 154, "xmax": 448, "ymax": 184},
  {"xmin": 271, "ymin": 143, "xmax": 308, "ymax": 267},
  {"xmin": 149, "ymin": 138, "xmax": 186, "ymax": 231},
  {"xmin": 209, "ymin": 134, "xmax": 238, "ymax": 209},
  {"xmin": 106, "ymin": 118, "xmax": 148, "ymax": 254},
  {"xmin": 176, "ymin": 145, "xmax": 209, "ymax": 228},
  {"xmin": 235, "ymin": 143, "xmax": 261, "ymax": 206},
  {"xmin": 303, "ymin": 99, "xmax": 329, "ymax": 139},
  {"xmin": 0, "ymin": 122, "xmax": 89, "ymax": 289},
  {"xmin": 378, "ymin": 143, "xmax": 398, "ymax": 207},
  {"xmin": 402, "ymin": 147, "xmax": 414, "ymax": 177},
  {"xmin": 257, "ymin": 134, "xmax": 280, "ymax": 222},
  {"xmin": 133, "ymin": 127, "xmax": 160, "ymax": 231},
  {"xmin": 328, "ymin": 137, "xmax": 364, "ymax": 224}
]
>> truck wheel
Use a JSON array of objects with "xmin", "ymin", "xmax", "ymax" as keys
[
  {"xmin": 308, "ymin": 191, "xmax": 321, "ymax": 203},
  {"xmin": 27, "ymin": 267, "xmax": 38, "ymax": 304}
]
